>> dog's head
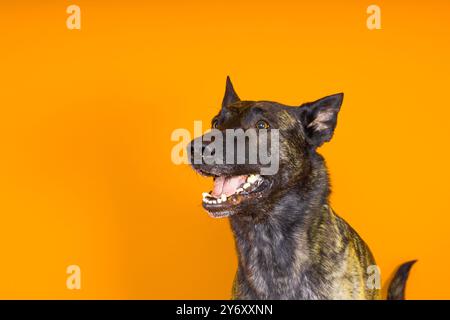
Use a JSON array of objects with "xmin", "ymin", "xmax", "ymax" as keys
[{"xmin": 188, "ymin": 77, "xmax": 343, "ymax": 218}]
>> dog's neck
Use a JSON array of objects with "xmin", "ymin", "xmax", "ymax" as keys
[{"xmin": 229, "ymin": 153, "xmax": 330, "ymax": 299}]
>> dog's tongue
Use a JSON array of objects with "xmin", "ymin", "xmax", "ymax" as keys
[{"xmin": 212, "ymin": 175, "xmax": 247, "ymax": 197}]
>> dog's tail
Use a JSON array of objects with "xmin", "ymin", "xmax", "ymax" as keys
[{"xmin": 387, "ymin": 260, "xmax": 417, "ymax": 300}]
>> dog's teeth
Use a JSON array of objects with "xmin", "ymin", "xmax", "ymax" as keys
[
  {"xmin": 247, "ymin": 175, "xmax": 258, "ymax": 184},
  {"xmin": 217, "ymin": 198, "xmax": 222, "ymax": 204},
  {"xmin": 221, "ymin": 194, "xmax": 227, "ymax": 202},
  {"xmin": 236, "ymin": 188, "xmax": 243, "ymax": 193},
  {"xmin": 243, "ymin": 182, "xmax": 251, "ymax": 189},
  {"xmin": 202, "ymin": 192, "xmax": 210, "ymax": 199},
  {"xmin": 206, "ymin": 199, "xmax": 213, "ymax": 204}
]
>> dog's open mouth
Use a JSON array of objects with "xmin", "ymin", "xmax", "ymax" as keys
[{"xmin": 201, "ymin": 174, "xmax": 271, "ymax": 218}]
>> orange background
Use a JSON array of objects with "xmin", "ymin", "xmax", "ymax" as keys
[{"xmin": 0, "ymin": 0, "xmax": 449, "ymax": 299}]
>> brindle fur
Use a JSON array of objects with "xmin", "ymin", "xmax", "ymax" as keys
[{"xmin": 189, "ymin": 77, "xmax": 415, "ymax": 300}]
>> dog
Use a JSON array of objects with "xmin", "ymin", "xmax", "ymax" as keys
[{"xmin": 188, "ymin": 77, "xmax": 415, "ymax": 300}]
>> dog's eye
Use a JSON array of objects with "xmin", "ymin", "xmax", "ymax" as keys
[
  {"xmin": 212, "ymin": 119, "xmax": 218, "ymax": 129},
  {"xmin": 256, "ymin": 120, "xmax": 270, "ymax": 129}
]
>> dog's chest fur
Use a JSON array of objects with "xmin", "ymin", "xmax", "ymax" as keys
[{"xmin": 230, "ymin": 203, "xmax": 380, "ymax": 300}]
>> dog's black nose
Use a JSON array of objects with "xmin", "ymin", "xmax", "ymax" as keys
[
  {"xmin": 189, "ymin": 140, "xmax": 205, "ymax": 156},
  {"xmin": 188, "ymin": 137, "xmax": 212, "ymax": 164}
]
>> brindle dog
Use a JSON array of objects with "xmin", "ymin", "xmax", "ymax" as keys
[{"xmin": 188, "ymin": 77, "xmax": 415, "ymax": 300}]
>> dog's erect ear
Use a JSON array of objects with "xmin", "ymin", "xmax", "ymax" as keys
[
  {"xmin": 222, "ymin": 76, "xmax": 240, "ymax": 108},
  {"xmin": 298, "ymin": 93, "xmax": 343, "ymax": 147}
]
